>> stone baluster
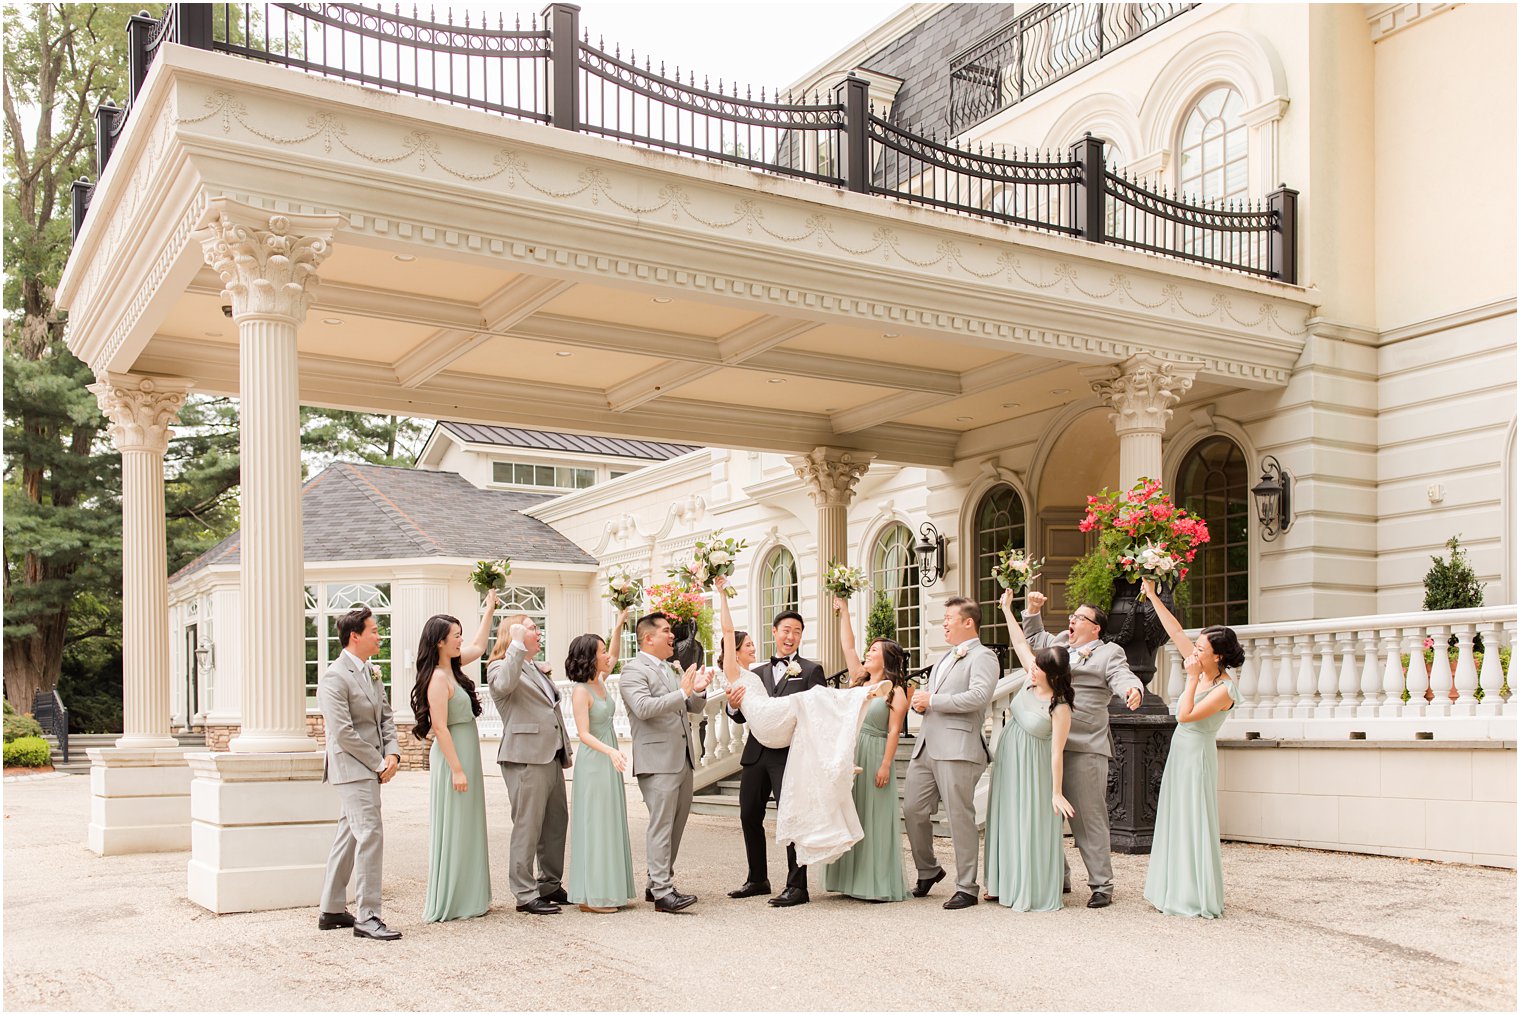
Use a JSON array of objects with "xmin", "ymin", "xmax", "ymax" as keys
[
  {"xmin": 1355, "ymin": 628, "xmax": 1381, "ymax": 719},
  {"xmin": 1451, "ymin": 623, "xmax": 1479, "ymax": 716},
  {"xmin": 1478, "ymin": 621, "xmax": 1507, "ymax": 718},
  {"xmin": 1291, "ymin": 634, "xmax": 1317, "ymax": 718},
  {"xmin": 1505, "ymin": 621, "xmax": 1518, "ymax": 718},
  {"xmin": 1378, "ymin": 628, "xmax": 1405, "ymax": 718},
  {"xmin": 1235, "ymin": 638, "xmax": 1259, "ymax": 719},
  {"xmin": 1082, "ymin": 352, "xmax": 1204, "ymax": 487},
  {"xmin": 1426, "ymin": 624, "xmax": 1452, "ymax": 718},
  {"xmin": 1402, "ymin": 627, "xmax": 1429, "ymax": 718},
  {"xmin": 1334, "ymin": 633, "xmax": 1360, "ymax": 718},
  {"xmin": 1274, "ymin": 637, "xmax": 1297, "ymax": 719},
  {"xmin": 787, "ymin": 447, "xmax": 873, "ymax": 676},
  {"xmin": 1312, "ymin": 632, "xmax": 1337, "ymax": 718},
  {"xmin": 1160, "ymin": 645, "xmax": 1183, "ymax": 712},
  {"xmin": 1249, "ymin": 636, "xmax": 1273, "ymax": 719}
]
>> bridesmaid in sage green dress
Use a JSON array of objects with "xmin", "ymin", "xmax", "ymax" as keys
[
  {"xmin": 822, "ymin": 595, "xmax": 910, "ymax": 903},
  {"xmin": 566, "ymin": 630, "xmax": 636, "ymax": 913},
  {"xmin": 410, "ymin": 593, "xmax": 498, "ymax": 922},
  {"xmin": 1140, "ymin": 577, "xmax": 1244, "ymax": 919},
  {"xmin": 983, "ymin": 589, "xmax": 1076, "ymax": 911}
]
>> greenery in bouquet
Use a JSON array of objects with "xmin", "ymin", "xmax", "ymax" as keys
[
  {"xmin": 823, "ymin": 560, "xmax": 870, "ymax": 601},
  {"xmin": 668, "ymin": 530, "xmax": 748, "ymax": 598},
  {"xmin": 605, "ymin": 565, "xmax": 646, "ymax": 611},
  {"xmin": 468, "ymin": 558, "xmax": 512, "ymax": 595},
  {"xmin": 644, "ymin": 581, "xmax": 707, "ymax": 622},
  {"xmin": 1066, "ymin": 479, "xmax": 1208, "ymax": 607},
  {"xmin": 991, "ymin": 547, "xmax": 1043, "ymax": 592}
]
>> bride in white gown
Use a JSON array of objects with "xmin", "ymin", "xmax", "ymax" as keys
[{"xmin": 715, "ymin": 577, "xmax": 890, "ymax": 866}]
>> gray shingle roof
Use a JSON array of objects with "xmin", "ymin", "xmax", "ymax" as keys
[
  {"xmin": 170, "ymin": 462, "xmax": 596, "ymax": 582},
  {"xmin": 437, "ymin": 421, "xmax": 699, "ymax": 461}
]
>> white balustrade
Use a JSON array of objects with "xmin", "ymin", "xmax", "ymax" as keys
[{"xmin": 1452, "ymin": 624, "xmax": 1479, "ymax": 715}]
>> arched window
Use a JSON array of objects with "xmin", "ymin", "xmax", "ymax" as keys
[
  {"xmin": 1177, "ymin": 85, "xmax": 1248, "ymax": 203},
  {"xmin": 869, "ymin": 524, "xmax": 922, "ymax": 667},
  {"xmin": 1175, "ymin": 436, "xmax": 1250, "ymax": 627},
  {"xmin": 973, "ymin": 485, "xmax": 1027, "ymax": 659},
  {"xmin": 758, "ymin": 546, "xmax": 799, "ymax": 659}
]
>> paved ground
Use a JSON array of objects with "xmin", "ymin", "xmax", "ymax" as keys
[{"xmin": 4, "ymin": 772, "xmax": 1515, "ymax": 1012}]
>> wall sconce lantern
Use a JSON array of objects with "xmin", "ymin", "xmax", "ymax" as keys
[
  {"xmin": 1251, "ymin": 456, "xmax": 1293, "ymax": 541},
  {"xmin": 913, "ymin": 522, "xmax": 947, "ymax": 587}
]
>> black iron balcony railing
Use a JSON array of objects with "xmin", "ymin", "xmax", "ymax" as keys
[
  {"xmin": 948, "ymin": 3, "xmax": 1198, "ymax": 136},
  {"xmin": 71, "ymin": 3, "xmax": 1296, "ymax": 284}
]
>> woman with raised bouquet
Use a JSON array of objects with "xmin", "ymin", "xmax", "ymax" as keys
[{"xmin": 669, "ymin": 531, "xmax": 748, "ymax": 597}]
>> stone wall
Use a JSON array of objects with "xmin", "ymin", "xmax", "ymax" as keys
[{"xmin": 199, "ymin": 717, "xmax": 432, "ymax": 771}]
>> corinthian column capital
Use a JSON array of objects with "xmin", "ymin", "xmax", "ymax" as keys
[
  {"xmin": 89, "ymin": 372, "xmax": 193, "ymax": 454},
  {"xmin": 1082, "ymin": 352, "xmax": 1205, "ymax": 435},
  {"xmin": 196, "ymin": 198, "xmax": 343, "ymax": 323},
  {"xmin": 787, "ymin": 447, "xmax": 875, "ymax": 507}
]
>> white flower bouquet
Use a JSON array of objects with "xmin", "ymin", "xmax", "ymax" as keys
[
  {"xmin": 1116, "ymin": 538, "xmax": 1182, "ymax": 601},
  {"xmin": 469, "ymin": 558, "xmax": 512, "ymax": 595},
  {"xmin": 669, "ymin": 530, "xmax": 748, "ymax": 598},
  {"xmin": 991, "ymin": 547, "xmax": 1044, "ymax": 593},
  {"xmin": 605, "ymin": 565, "xmax": 645, "ymax": 611},
  {"xmin": 823, "ymin": 560, "xmax": 870, "ymax": 601}
]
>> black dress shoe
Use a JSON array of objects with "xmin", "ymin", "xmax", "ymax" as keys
[
  {"xmin": 767, "ymin": 886, "xmax": 809, "ymax": 907},
  {"xmin": 352, "ymin": 917, "xmax": 401, "ymax": 940},
  {"xmin": 727, "ymin": 880, "xmax": 773, "ymax": 899},
  {"xmin": 516, "ymin": 898, "xmax": 562, "ymax": 915},
  {"xmin": 317, "ymin": 910, "xmax": 355, "ymax": 930},
  {"xmin": 645, "ymin": 888, "xmax": 655, "ymax": 902},
  {"xmin": 943, "ymin": 891, "xmax": 978, "ymax": 910},
  {"xmin": 653, "ymin": 891, "xmax": 696, "ymax": 914},
  {"xmin": 911, "ymin": 868, "xmax": 946, "ymax": 898},
  {"xmin": 539, "ymin": 888, "xmax": 570, "ymax": 905},
  {"xmin": 1087, "ymin": 891, "xmax": 1112, "ymax": 909},
  {"xmin": 1063, "ymin": 880, "xmax": 1072, "ymax": 894}
]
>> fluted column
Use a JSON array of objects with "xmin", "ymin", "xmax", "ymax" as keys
[
  {"xmin": 199, "ymin": 199, "xmax": 341, "ymax": 754},
  {"xmin": 89, "ymin": 373, "xmax": 192, "ymax": 749},
  {"xmin": 1083, "ymin": 353, "xmax": 1204, "ymax": 486},
  {"xmin": 788, "ymin": 447, "xmax": 873, "ymax": 676}
]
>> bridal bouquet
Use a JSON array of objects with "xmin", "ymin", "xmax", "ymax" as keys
[
  {"xmin": 1115, "ymin": 538, "xmax": 1186, "ymax": 598},
  {"xmin": 668, "ymin": 530, "xmax": 748, "ymax": 598},
  {"xmin": 605, "ymin": 565, "xmax": 645, "ymax": 611},
  {"xmin": 991, "ymin": 547, "xmax": 1043, "ymax": 592},
  {"xmin": 644, "ymin": 581, "xmax": 706, "ymax": 622},
  {"xmin": 823, "ymin": 560, "xmax": 870, "ymax": 601},
  {"xmin": 469, "ymin": 558, "xmax": 512, "ymax": 595}
]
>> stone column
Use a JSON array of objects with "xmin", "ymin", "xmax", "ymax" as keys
[
  {"xmin": 787, "ymin": 447, "xmax": 874, "ymax": 676},
  {"xmin": 84, "ymin": 373, "xmax": 194, "ymax": 856},
  {"xmin": 186, "ymin": 200, "xmax": 345, "ymax": 914},
  {"xmin": 199, "ymin": 200, "xmax": 340, "ymax": 754},
  {"xmin": 1082, "ymin": 353, "xmax": 1204, "ymax": 487}
]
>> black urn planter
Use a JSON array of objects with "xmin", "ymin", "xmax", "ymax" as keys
[
  {"xmin": 1102, "ymin": 577, "xmax": 1177, "ymax": 855},
  {"xmin": 669, "ymin": 620, "xmax": 705, "ymax": 671}
]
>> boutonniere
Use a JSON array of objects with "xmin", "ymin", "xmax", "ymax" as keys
[
  {"xmin": 369, "ymin": 664, "xmax": 382, "ymax": 682},
  {"xmin": 953, "ymin": 643, "xmax": 971, "ymax": 660},
  {"xmin": 785, "ymin": 661, "xmax": 801, "ymax": 678}
]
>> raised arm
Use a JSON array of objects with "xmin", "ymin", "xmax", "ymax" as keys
[
  {"xmin": 1176, "ymin": 654, "xmax": 1236, "ymax": 723},
  {"xmin": 999, "ymin": 589, "xmax": 1036, "ymax": 673},
  {"xmin": 1141, "ymin": 577, "xmax": 1195, "ymax": 659},
  {"xmin": 1020, "ymin": 589, "xmax": 1059, "ymax": 649},
  {"xmin": 834, "ymin": 596, "xmax": 868, "ymax": 685},
  {"xmin": 605, "ymin": 607, "xmax": 630, "ymax": 664},
  {"xmin": 715, "ymin": 576, "xmax": 742, "ymax": 685},
  {"xmin": 487, "ymin": 624, "xmax": 529, "ymax": 699},
  {"xmin": 460, "ymin": 589, "xmax": 499, "ymax": 668}
]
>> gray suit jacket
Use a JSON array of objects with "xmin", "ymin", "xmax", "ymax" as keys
[
  {"xmin": 318, "ymin": 651, "xmax": 400, "ymax": 785},
  {"xmin": 1023, "ymin": 612, "xmax": 1144, "ymax": 757},
  {"xmin": 912, "ymin": 641, "xmax": 1000, "ymax": 763},
  {"xmin": 487, "ymin": 642, "xmax": 573, "ymax": 769},
  {"xmin": 619, "ymin": 652, "xmax": 706, "ymax": 777}
]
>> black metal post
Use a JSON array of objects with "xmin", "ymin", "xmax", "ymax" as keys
[
  {"xmin": 70, "ymin": 178, "xmax": 93, "ymax": 240},
  {"xmin": 542, "ymin": 2, "xmax": 581, "ymax": 132},
  {"xmin": 1268, "ymin": 183, "xmax": 1299, "ymax": 284},
  {"xmin": 1070, "ymin": 132, "xmax": 1107, "ymax": 244},
  {"xmin": 174, "ymin": 3, "xmax": 214, "ymax": 50},
  {"xmin": 94, "ymin": 102, "xmax": 119, "ymax": 178},
  {"xmin": 837, "ymin": 74, "xmax": 870, "ymax": 192},
  {"xmin": 127, "ymin": 11, "xmax": 154, "ymax": 102}
]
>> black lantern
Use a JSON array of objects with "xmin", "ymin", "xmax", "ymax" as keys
[
  {"xmin": 913, "ymin": 522, "xmax": 946, "ymax": 587},
  {"xmin": 1251, "ymin": 456, "xmax": 1293, "ymax": 540}
]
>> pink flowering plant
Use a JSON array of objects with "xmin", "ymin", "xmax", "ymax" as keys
[
  {"xmin": 644, "ymin": 581, "xmax": 707, "ymax": 622},
  {"xmin": 1076, "ymin": 478, "xmax": 1210, "ymax": 603}
]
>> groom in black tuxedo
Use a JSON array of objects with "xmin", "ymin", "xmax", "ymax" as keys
[{"xmin": 723, "ymin": 609, "xmax": 825, "ymax": 907}]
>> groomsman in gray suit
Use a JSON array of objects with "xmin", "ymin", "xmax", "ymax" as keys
[
  {"xmin": 1022, "ymin": 589, "xmax": 1143, "ymax": 909},
  {"xmin": 904, "ymin": 596, "xmax": 1000, "ymax": 910},
  {"xmin": 317, "ymin": 605, "xmax": 402, "ymax": 940},
  {"xmin": 620, "ymin": 612, "xmax": 709, "ymax": 913},
  {"xmin": 487, "ymin": 614, "xmax": 574, "ymax": 916}
]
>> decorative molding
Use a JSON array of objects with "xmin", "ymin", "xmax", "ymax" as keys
[
  {"xmin": 1366, "ymin": 3, "xmax": 1457, "ymax": 42},
  {"xmin": 89, "ymin": 372, "xmax": 194, "ymax": 454},
  {"xmin": 788, "ymin": 447, "xmax": 875, "ymax": 508},
  {"xmin": 196, "ymin": 198, "xmax": 342, "ymax": 322},
  {"xmin": 1376, "ymin": 297, "xmax": 1517, "ymax": 347},
  {"xmin": 1083, "ymin": 352, "xmax": 1205, "ymax": 436}
]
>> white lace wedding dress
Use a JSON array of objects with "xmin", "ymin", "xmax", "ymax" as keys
[{"xmin": 731, "ymin": 674, "xmax": 875, "ymax": 866}]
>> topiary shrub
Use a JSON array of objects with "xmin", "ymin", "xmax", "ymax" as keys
[
  {"xmin": 866, "ymin": 591, "xmax": 897, "ymax": 644},
  {"xmin": 1424, "ymin": 535, "xmax": 1486, "ymax": 612},
  {"xmin": 4, "ymin": 736, "xmax": 51, "ymax": 768},
  {"xmin": 4, "ymin": 710, "xmax": 45, "ymax": 744}
]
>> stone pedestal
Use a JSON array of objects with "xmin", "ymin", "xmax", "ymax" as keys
[
  {"xmin": 86, "ymin": 747, "xmax": 195, "ymax": 855},
  {"xmin": 185, "ymin": 751, "xmax": 340, "ymax": 914},
  {"xmin": 1106, "ymin": 708, "xmax": 1176, "ymax": 854}
]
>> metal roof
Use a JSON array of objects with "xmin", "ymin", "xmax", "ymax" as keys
[{"xmin": 439, "ymin": 421, "xmax": 699, "ymax": 461}]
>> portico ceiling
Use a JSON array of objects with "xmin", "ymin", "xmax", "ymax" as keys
[{"xmin": 59, "ymin": 45, "xmax": 1321, "ymax": 469}]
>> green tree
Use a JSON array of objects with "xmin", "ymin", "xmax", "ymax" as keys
[
  {"xmin": 1422, "ymin": 535, "xmax": 1486, "ymax": 612},
  {"xmin": 300, "ymin": 408, "xmax": 430, "ymax": 471},
  {"xmin": 866, "ymin": 590, "xmax": 896, "ymax": 644}
]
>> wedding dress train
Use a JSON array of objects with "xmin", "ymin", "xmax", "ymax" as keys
[{"xmin": 730, "ymin": 674, "xmax": 875, "ymax": 866}]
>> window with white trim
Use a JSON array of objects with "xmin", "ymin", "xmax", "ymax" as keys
[
  {"xmin": 1177, "ymin": 86, "xmax": 1248, "ymax": 203},
  {"xmin": 869, "ymin": 523, "xmax": 922, "ymax": 667},
  {"xmin": 305, "ymin": 582, "xmax": 392, "ymax": 707},
  {"xmin": 491, "ymin": 460, "xmax": 595, "ymax": 491},
  {"xmin": 487, "ymin": 585, "xmax": 550, "ymax": 663},
  {"xmin": 758, "ymin": 547, "xmax": 799, "ymax": 659}
]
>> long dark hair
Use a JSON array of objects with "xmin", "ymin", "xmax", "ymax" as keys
[
  {"xmin": 718, "ymin": 630, "xmax": 751, "ymax": 672},
  {"xmin": 565, "ymin": 633, "xmax": 606, "ymax": 683},
  {"xmin": 853, "ymin": 637, "xmax": 910, "ymax": 704},
  {"xmin": 1034, "ymin": 645, "xmax": 1075, "ymax": 715},
  {"xmin": 1199, "ymin": 626, "xmax": 1246, "ymax": 669},
  {"xmin": 409, "ymin": 614, "xmax": 481, "ymax": 741}
]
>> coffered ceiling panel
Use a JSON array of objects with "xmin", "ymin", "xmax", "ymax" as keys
[
  {"xmin": 536, "ymin": 282, "xmax": 764, "ymax": 337},
  {"xmin": 447, "ymin": 334, "xmax": 664, "ymax": 389}
]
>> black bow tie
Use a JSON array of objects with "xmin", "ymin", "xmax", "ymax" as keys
[{"xmin": 771, "ymin": 655, "xmax": 795, "ymax": 667}]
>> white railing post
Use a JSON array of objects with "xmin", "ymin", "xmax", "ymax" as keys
[
  {"xmin": 1402, "ymin": 627, "xmax": 1429, "ymax": 719},
  {"xmin": 1236, "ymin": 637, "xmax": 1260, "ymax": 719},
  {"xmin": 1356, "ymin": 629, "xmax": 1381, "ymax": 719},
  {"xmin": 1313, "ymin": 632, "xmax": 1337, "ymax": 717},
  {"xmin": 1427, "ymin": 624, "xmax": 1452, "ymax": 718},
  {"xmin": 1274, "ymin": 636, "xmax": 1296, "ymax": 719},
  {"xmin": 1293, "ymin": 634, "xmax": 1317, "ymax": 717},
  {"xmin": 1505, "ymin": 620, "xmax": 1518, "ymax": 718},
  {"xmin": 1162, "ymin": 645, "xmax": 1184, "ymax": 712},
  {"xmin": 1379, "ymin": 628, "xmax": 1405, "ymax": 718},
  {"xmin": 1451, "ymin": 623, "xmax": 1479, "ymax": 715},
  {"xmin": 1478, "ymin": 621, "xmax": 1506, "ymax": 718},
  {"xmin": 1335, "ymin": 632, "xmax": 1360, "ymax": 718}
]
